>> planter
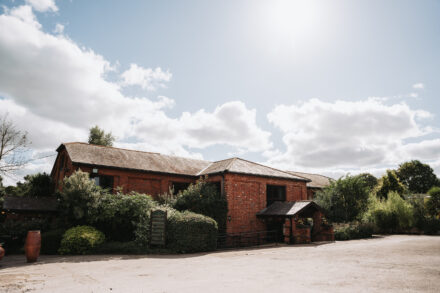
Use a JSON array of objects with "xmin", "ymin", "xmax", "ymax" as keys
[
  {"xmin": 25, "ymin": 230, "xmax": 41, "ymax": 263},
  {"xmin": 0, "ymin": 244, "xmax": 4, "ymax": 261}
]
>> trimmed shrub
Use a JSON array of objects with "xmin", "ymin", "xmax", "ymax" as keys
[
  {"xmin": 334, "ymin": 222, "xmax": 374, "ymax": 241},
  {"xmin": 173, "ymin": 178, "xmax": 227, "ymax": 233},
  {"xmin": 41, "ymin": 229, "xmax": 65, "ymax": 255},
  {"xmin": 88, "ymin": 191, "xmax": 157, "ymax": 242},
  {"xmin": 166, "ymin": 208, "xmax": 218, "ymax": 253},
  {"xmin": 426, "ymin": 187, "xmax": 440, "ymax": 217},
  {"xmin": 58, "ymin": 226, "xmax": 105, "ymax": 255}
]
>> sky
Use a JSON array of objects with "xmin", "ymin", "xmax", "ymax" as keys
[{"xmin": 0, "ymin": 0, "xmax": 439, "ymax": 186}]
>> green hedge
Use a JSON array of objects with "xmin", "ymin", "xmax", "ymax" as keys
[
  {"xmin": 41, "ymin": 229, "xmax": 65, "ymax": 255},
  {"xmin": 335, "ymin": 222, "xmax": 374, "ymax": 241},
  {"xmin": 97, "ymin": 241, "xmax": 146, "ymax": 254},
  {"xmin": 58, "ymin": 225, "xmax": 105, "ymax": 255},
  {"xmin": 166, "ymin": 209, "xmax": 218, "ymax": 253}
]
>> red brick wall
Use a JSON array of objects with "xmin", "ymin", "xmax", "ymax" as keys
[{"xmin": 223, "ymin": 173, "xmax": 308, "ymax": 234}]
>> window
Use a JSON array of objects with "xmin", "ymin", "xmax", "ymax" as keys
[
  {"xmin": 266, "ymin": 185, "xmax": 286, "ymax": 206},
  {"xmin": 172, "ymin": 182, "xmax": 190, "ymax": 194},
  {"xmin": 91, "ymin": 175, "xmax": 114, "ymax": 190}
]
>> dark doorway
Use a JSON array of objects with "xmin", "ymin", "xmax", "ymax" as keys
[
  {"xmin": 171, "ymin": 182, "xmax": 190, "ymax": 194},
  {"xmin": 265, "ymin": 217, "xmax": 284, "ymax": 242}
]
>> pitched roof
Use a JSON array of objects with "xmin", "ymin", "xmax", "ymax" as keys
[
  {"xmin": 286, "ymin": 171, "xmax": 333, "ymax": 188},
  {"xmin": 61, "ymin": 142, "xmax": 211, "ymax": 176},
  {"xmin": 198, "ymin": 158, "xmax": 309, "ymax": 181},
  {"xmin": 2, "ymin": 196, "xmax": 58, "ymax": 212},
  {"xmin": 256, "ymin": 201, "xmax": 322, "ymax": 217},
  {"xmin": 59, "ymin": 142, "xmax": 309, "ymax": 181}
]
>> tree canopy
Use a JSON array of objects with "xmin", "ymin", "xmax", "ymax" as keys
[
  {"xmin": 397, "ymin": 160, "xmax": 439, "ymax": 194},
  {"xmin": 355, "ymin": 173, "xmax": 378, "ymax": 191},
  {"xmin": 88, "ymin": 125, "xmax": 115, "ymax": 146},
  {"xmin": 375, "ymin": 170, "xmax": 406, "ymax": 199},
  {"xmin": 314, "ymin": 175, "xmax": 370, "ymax": 223}
]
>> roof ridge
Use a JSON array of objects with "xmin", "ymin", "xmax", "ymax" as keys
[
  {"xmin": 232, "ymin": 157, "xmax": 310, "ymax": 181},
  {"xmin": 63, "ymin": 142, "xmax": 210, "ymax": 163},
  {"xmin": 225, "ymin": 157, "xmax": 237, "ymax": 171},
  {"xmin": 287, "ymin": 170, "xmax": 334, "ymax": 180}
]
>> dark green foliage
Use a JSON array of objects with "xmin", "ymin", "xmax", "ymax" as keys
[
  {"xmin": 166, "ymin": 209, "xmax": 218, "ymax": 253},
  {"xmin": 426, "ymin": 187, "xmax": 440, "ymax": 217},
  {"xmin": 3, "ymin": 173, "xmax": 54, "ymax": 197},
  {"xmin": 97, "ymin": 241, "xmax": 146, "ymax": 254},
  {"xmin": 397, "ymin": 160, "xmax": 440, "ymax": 194},
  {"xmin": 41, "ymin": 229, "xmax": 65, "ymax": 254},
  {"xmin": 58, "ymin": 225, "xmax": 105, "ymax": 255},
  {"xmin": 375, "ymin": 170, "xmax": 406, "ymax": 199},
  {"xmin": 173, "ymin": 178, "xmax": 227, "ymax": 233},
  {"xmin": 314, "ymin": 175, "xmax": 369, "ymax": 223},
  {"xmin": 0, "ymin": 218, "xmax": 49, "ymax": 253},
  {"xmin": 88, "ymin": 191, "xmax": 157, "ymax": 241},
  {"xmin": 355, "ymin": 173, "xmax": 378, "ymax": 191},
  {"xmin": 88, "ymin": 125, "xmax": 115, "ymax": 146},
  {"xmin": 334, "ymin": 222, "xmax": 374, "ymax": 241}
]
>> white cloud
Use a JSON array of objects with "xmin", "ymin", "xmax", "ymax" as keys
[
  {"xmin": 25, "ymin": 0, "xmax": 58, "ymax": 13},
  {"xmin": 120, "ymin": 64, "xmax": 172, "ymax": 91},
  {"xmin": 0, "ymin": 7, "xmax": 272, "ymax": 184},
  {"xmin": 53, "ymin": 23, "xmax": 64, "ymax": 34},
  {"xmin": 266, "ymin": 98, "xmax": 436, "ymax": 173},
  {"xmin": 412, "ymin": 83, "xmax": 424, "ymax": 89}
]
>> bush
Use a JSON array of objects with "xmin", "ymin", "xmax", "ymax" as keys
[
  {"xmin": 315, "ymin": 175, "xmax": 369, "ymax": 223},
  {"xmin": 88, "ymin": 191, "xmax": 157, "ymax": 242},
  {"xmin": 364, "ymin": 192, "xmax": 414, "ymax": 233},
  {"xmin": 173, "ymin": 178, "xmax": 227, "ymax": 233},
  {"xmin": 426, "ymin": 187, "xmax": 440, "ymax": 217},
  {"xmin": 165, "ymin": 208, "xmax": 218, "ymax": 253},
  {"xmin": 334, "ymin": 222, "xmax": 374, "ymax": 241},
  {"xmin": 375, "ymin": 170, "xmax": 406, "ymax": 199},
  {"xmin": 41, "ymin": 229, "xmax": 65, "ymax": 254},
  {"xmin": 59, "ymin": 170, "xmax": 104, "ymax": 225},
  {"xmin": 58, "ymin": 225, "xmax": 105, "ymax": 255},
  {"xmin": 97, "ymin": 241, "xmax": 146, "ymax": 254}
]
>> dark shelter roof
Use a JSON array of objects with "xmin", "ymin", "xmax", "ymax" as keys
[
  {"xmin": 2, "ymin": 196, "xmax": 58, "ymax": 212},
  {"xmin": 257, "ymin": 201, "xmax": 322, "ymax": 217}
]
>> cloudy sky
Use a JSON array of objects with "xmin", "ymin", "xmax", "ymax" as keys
[{"xmin": 0, "ymin": 0, "xmax": 439, "ymax": 185}]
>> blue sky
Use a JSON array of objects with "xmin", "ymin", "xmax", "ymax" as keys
[{"xmin": 0, "ymin": 0, "xmax": 439, "ymax": 185}]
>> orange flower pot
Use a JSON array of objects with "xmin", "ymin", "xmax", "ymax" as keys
[
  {"xmin": 0, "ymin": 244, "xmax": 5, "ymax": 261},
  {"xmin": 25, "ymin": 230, "xmax": 41, "ymax": 263}
]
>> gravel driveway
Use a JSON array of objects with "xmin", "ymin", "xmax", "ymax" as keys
[{"xmin": 0, "ymin": 235, "xmax": 439, "ymax": 292}]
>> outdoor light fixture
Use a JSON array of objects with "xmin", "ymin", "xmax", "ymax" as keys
[
  {"xmin": 228, "ymin": 215, "xmax": 232, "ymax": 222},
  {"xmin": 92, "ymin": 168, "xmax": 98, "ymax": 173}
]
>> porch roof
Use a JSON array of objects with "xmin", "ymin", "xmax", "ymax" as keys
[{"xmin": 256, "ymin": 201, "xmax": 322, "ymax": 217}]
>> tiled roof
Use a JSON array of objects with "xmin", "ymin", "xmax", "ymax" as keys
[
  {"xmin": 198, "ymin": 158, "xmax": 309, "ymax": 181},
  {"xmin": 286, "ymin": 171, "xmax": 333, "ymax": 188},
  {"xmin": 60, "ymin": 142, "xmax": 309, "ymax": 181},
  {"xmin": 256, "ymin": 201, "xmax": 322, "ymax": 217},
  {"xmin": 62, "ymin": 142, "xmax": 211, "ymax": 176}
]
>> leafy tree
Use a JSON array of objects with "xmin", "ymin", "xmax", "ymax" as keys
[
  {"xmin": 314, "ymin": 175, "xmax": 370, "ymax": 223},
  {"xmin": 2, "ymin": 172, "xmax": 54, "ymax": 197},
  {"xmin": 375, "ymin": 170, "xmax": 406, "ymax": 199},
  {"xmin": 426, "ymin": 187, "xmax": 440, "ymax": 218},
  {"xmin": 355, "ymin": 173, "xmax": 378, "ymax": 191},
  {"xmin": 397, "ymin": 160, "xmax": 440, "ymax": 194},
  {"xmin": 0, "ymin": 114, "xmax": 30, "ymax": 175},
  {"xmin": 88, "ymin": 125, "xmax": 115, "ymax": 146},
  {"xmin": 173, "ymin": 178, "xmax": 228, "ymax": 233}
]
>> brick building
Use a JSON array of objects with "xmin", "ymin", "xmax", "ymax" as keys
[{"xmin": 51, "ymin": 142, "xmax": 333, "ymax": 243}]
